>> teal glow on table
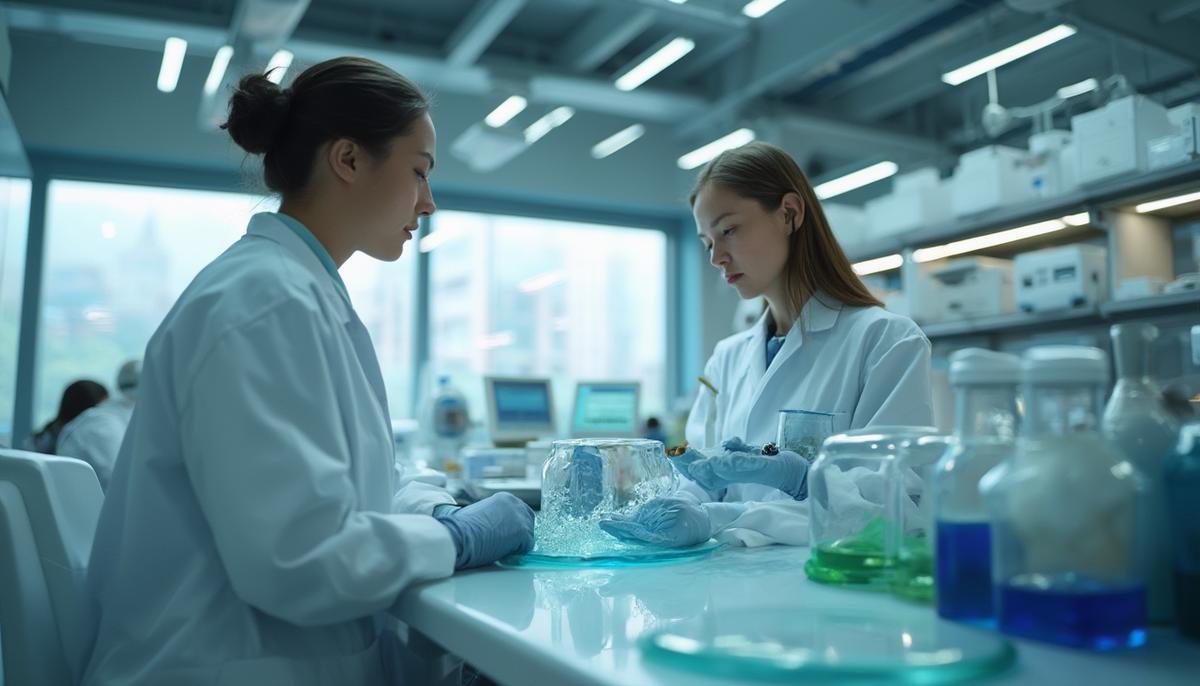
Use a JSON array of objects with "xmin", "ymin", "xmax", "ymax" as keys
[{"xmin": 390, "ymin": 546, "xmax": 1200, "ymax": 686}]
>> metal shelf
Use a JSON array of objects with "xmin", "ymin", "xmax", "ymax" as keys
[
  {"xmin": 846, "ymin": 159, "xmax": 1200, "ymax": 264},
  {"xmin": 921, "ymin": 291, "xmax": 1200, "ymax": 340}
]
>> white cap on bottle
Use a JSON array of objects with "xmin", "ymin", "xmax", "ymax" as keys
[
  {"xmin": 1020, "ymin": 345, "xmax": 1110, "ymax": 385},
  {"xmin": 949, "ymin": 348, "xmax": 1020, "ymax": 386}
]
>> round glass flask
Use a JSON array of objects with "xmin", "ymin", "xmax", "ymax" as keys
[
  {"xmin": 888, "ymin": 432, "xmax": 952, "ymax": 602},
  {"xmin": 981, "ymin": 346, "xmax": 1149, "ymax": 651}
]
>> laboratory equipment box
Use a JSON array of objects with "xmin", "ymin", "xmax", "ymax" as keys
[
  {"xmin": 926, "ymin": 256, "xmax": 1016, "ymax": 322},
  {"xmin": 1148, "ymin": 106, "xmax": 1198, "ymax": 170},
  {"xmin": 824, "ymin": 203, "xmax": 868, "ymax": 249},
  {"xmin": 1027, "ymin": 130, "xmax": 1079, "ymax": 199},
  {"xmin": 1014, "ymin": 244, "xmax": 1108, "ymax": 313},
  {"xmin": 865, "ymin": 168, "xmax": 952, "ymax": 239},
  {"xmin": 1072, "ymin": 95, "xmax": 1174, "ymax": 184},
  {"xmin": 950, "ymin": 145, "xmax": 1036, "ymax": 218}
]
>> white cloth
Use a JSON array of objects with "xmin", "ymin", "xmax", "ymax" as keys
[
  {"xmin": 78, "ymin": 213, "xmax": 457, "ymax": 686},
  {"xmin": 56, "ymin": 396, "xmax": 134, "ymax": 492},
  {"xmin": 684, "ymin": 294, "xmax": 933, "ymax": 547}
]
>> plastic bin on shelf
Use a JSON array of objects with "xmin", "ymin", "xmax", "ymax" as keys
[
  {"xmin": 865, "ymin": 168, "xmax": 952, "ymax": 239},
  {"xmin": 950, "ymin": 145, "xmax": 1035, "ymax": 218},
  {"xmin": 1072, "ymin": 95, "xmax": 1174, "ymax": 184}
]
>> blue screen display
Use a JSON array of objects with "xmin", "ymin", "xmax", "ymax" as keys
[
  {"xmin": 574, "ymin": 385, "xmax": 638, "ymax": 433},
  {"xmin": 494, "ymin": 381, "xmax": 552, "ymax": 424}
]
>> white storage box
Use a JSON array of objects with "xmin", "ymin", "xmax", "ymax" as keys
[
  {"xmin": 1027, "ymin": 130, "xmax": 1078, "ymax": 199},
  {"xmin": 1148, "ymin": 109, "xmax": 1199, "ymax": 170},
  {"xmin": 1072, "ymin": 95, "xmax": 1174, "ymax": 184},
  {"xmin": 865, "ymin": 168, "xmax": 952, "ymax": 238},
  {"xmin": 1114, "ymin": 276, "xmax": 1167, "ymax": 301},
  {"xmin": 823, "ymin": 203, "xmax": 869, "ymax": 249},
  {"xmin": 1015, "ymin": 243, "xmax": 1108, "ymax": 312},
  {"xmin": 926, "ymin": 256, "xmax": 1015, "ymax": 322},
  {"xmin": 950, "ymin": 145, "xmax": 1035, "ymax": 217}
]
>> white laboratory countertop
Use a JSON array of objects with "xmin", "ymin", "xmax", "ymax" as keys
[{"xmin": 390, "ymin": 546, "xmax": 1200, "ymax": 686}]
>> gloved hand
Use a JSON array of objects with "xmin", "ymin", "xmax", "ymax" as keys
[
  {"xmin": 435, "ymin": 492, "xmax": 535, "ymax": 569},
  {"xmin": 598, "ymin": 497, "xmax": 745, "ymax": 548},
  {"xmin": 667, "ymin": 446, "xmax": 729, "ymax": 496},
  {"xmin": 689, "ymin": 437, "xmax": 812, "ymax": 500}
]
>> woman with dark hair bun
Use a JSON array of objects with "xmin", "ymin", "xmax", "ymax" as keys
[
  {"xmin": 78, "ymin": 57, "xmax": 534, "ymax": 686},
  {"xmin": 28, "ymin": 379, "xmax": 108, "ymax": 454}
]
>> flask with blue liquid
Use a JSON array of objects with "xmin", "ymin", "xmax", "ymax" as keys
[
  {"xmin": 931, "ymin": 348, "xmax": 1020, "ymax": 622},
  {"xmin": 981, "ymin": 346, "xmax": 1149, "ymax": 651}
]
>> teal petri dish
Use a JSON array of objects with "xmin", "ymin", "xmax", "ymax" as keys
[
  {"xmin": 498, "ymin": 540, "xmax": 725, "ymax": 569},
  {"xmin": 641, "ymin": 606, "xmax": 1016, "ymax": 684}
]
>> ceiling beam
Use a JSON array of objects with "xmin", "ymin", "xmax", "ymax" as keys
[
  {"xmin": 444, "ymin": 0, "xmax": 528, "ymax": 67},
  {"xmin": 555, "ymin": 5, "xmax": 658, "ymax": 73},
  {"xmin": 1062, "ymin": 0, "xmax": 1200, "ymax": 68}
]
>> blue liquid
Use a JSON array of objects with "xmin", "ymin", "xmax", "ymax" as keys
[
  {"xmin": 998, "ymin": 578, "xmax": 1146, "ymax": 651},
  {"xmin": 935, "ymin": 521, "xmax": 993, "ymax": 621}
]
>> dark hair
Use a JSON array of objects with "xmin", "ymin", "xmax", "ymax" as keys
[
  {"xmin": 32, "ymin": 379, "xmax": 108, "ymax": 453},
  {"xmin": 690, "ymin": 142, "xmax": 883, "ymax": 318},
  {"xmin": 222, "ymin": 56, "xmax": 431, "ymax": 196}
]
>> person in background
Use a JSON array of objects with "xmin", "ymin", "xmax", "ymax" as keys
[
  {"xmin": 28, "ymin": 379, "xmax": 108, "ymax": 454},
  {"xmin": 76, "ymin": 57, "xmax": 534, "ymax": 686},
  {"xmin": 57, "ymin": 360, "xmax": 141, "ymax": 492},
  {"xmin": 645, "ymin": 417, "xmax": 668, "ymax": 445},
  {"xmin": 603, "ymin": 142, "xmax": 932, "ymax": 549}
]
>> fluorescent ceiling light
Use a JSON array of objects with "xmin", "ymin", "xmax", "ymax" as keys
[
  {"xmin": 1061, "ymin": 212, "xmax": 1090, "ymax": 226},
  {"xmin": 941, "ymin": 24, "xmax": 1077, "ymax": 86},
  {"xmin": 615, "ymin": 37, "xmax": 694, "ymax": 92},
  {"xmin": 265, "ymin": 50, "xmax": 294, "ymax": 85},
  {"xmin": 484, "ymin": 95, "xmax": 528, "ymax": 128},
  {"xmin": 1056, "ymin": 78, "xmax": 1098, "ymax": 100},
  {"xmin": 677, "ymin": 128, "xmax": 756, "ymax": 170},
  {"xmin": 204, "ymin": 45, "xmax": 234, "ymax": 96},
  {"xmin": 518, "ymin": 270, "xmax": 567, "ymax": 293},
  {"xmin": 524, "ymin": 107, "xmax": 575, "ymax": 143},
  {"xmin": 814, "ymin": 161, "xmax": 898, "ymax": 200},
  {"xmin": 853, "ymin": 254, "xmax": 903, "ymax": 276},
  {"xmin": 1136, "ymin": 190, "xmax": 1200, "ymax": 213},
  {"xmin": 912, "ymin": 217, "xmax": 1076, "ymax": 262},
  {"xmin": 591, "ymin": 124, "xmax": 645, "ymax": 159},
  {"xmin": 743, "ymin": 0, "xmax": 787, "ymax": 18},
  {"xmin": 667, "ymin": 0, "xmax": 688, "ymax": 3},
  {"xmin": 157, "ymin": 37, "xmax": 187, "ymax": 93}
]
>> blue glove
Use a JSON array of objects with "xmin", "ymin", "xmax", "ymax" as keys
[
  {"xmin": 436, "ymin": 492, "xmax": 535, "ymax": 569},
  {"xmin": 598, "ymin": 497, "xmax": 745, "ymax": 548},
  {"xmin": 691, "ymin": 436, "xmax": 811, "ymax": 500},
  {"xmin": 667, "ymin": 447, "xmax": 728, "ymax": 496}
]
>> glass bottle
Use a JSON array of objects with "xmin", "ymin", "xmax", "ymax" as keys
[
  {"xmin": 775, "ymin": 409, "xmax": 836, "ymax": 461},
  {"xmin": 805, "ymin": 426, "xmax": 939, "ymax": 589},
  {"xmin": 981, "ymin": 346, "xmax": 1149, "ymax": 651},
  {"xmin": 931, "ymin": 349, "xmax": 1021, "ymax": 622},
  {"xmin": 1102, "ymin": 323, "xmax": 1182, "ymax": 623},
  {"xmin": 888, "ymin": 433, "xmax": 952, "ymax": 602},
  {"xmin": 1163, "ymin": 424, "xmax": 1200, "ymax": 641}
]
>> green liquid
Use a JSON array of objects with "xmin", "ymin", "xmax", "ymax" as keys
[
  {"xmin": 805, "ymin": 518, "xmax": 893, "ymax": 587},
  {"xmin": 890, "ymin": 543, "xmax": 934, "ymax": 603}
]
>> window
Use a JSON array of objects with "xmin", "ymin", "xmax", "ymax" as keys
[
  {"xmin": 35, "ymin": 180, "xmax": 274, "ymax": 427},
  {"xmin": 426, "ymin": 210, "xmax": 668, "ymax": 434},
  {"xmin": 0, "ymin": 177, "xmax": 32, "ymax": 444},
  {"xmin": 340, "ymin": 250, "xmax": 418, "ymax": 419}
]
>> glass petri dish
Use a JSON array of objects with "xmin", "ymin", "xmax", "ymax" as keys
[
  {"xmin": 498, "ymin": 541, "xmax": 726, "ymax": 569},
  {"xmin": 641, "ymin": 606, "xmax": 1016, "ymax": 684}
]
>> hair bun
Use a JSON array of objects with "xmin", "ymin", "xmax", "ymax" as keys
[{"xmin": 222, "ymin": 73, "xmax": 291, "ymax": 155}]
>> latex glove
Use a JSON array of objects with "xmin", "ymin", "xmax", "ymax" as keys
[
  {"xmin": 436, "ymin": 492, "xmax": 535, "ymax": 569},
  {"xmin": 598, "ymin": 497, "xmax": 746, "ymax": 548},
  {"xmin": 667, "ymin": 447, "xmax": 727, "ymax": 498},
  {"xmin": 691, "ymin": 437, "xmax": 811, "ymax": 500}
]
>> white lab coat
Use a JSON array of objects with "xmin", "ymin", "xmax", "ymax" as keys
[
  {"xmin": 684, "ymin": 293, "xmax": 932, "ymax": 547},
  {"xmin": 56, "ymin": 394, "xmax": 134, "ymax": 492},
  {"xmin": 77, "ymin": 213, "xmax": 457, "ymax": 686}
]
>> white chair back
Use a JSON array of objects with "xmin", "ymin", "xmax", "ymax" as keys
[{"xmin": 0, "ymin": 449, "xmax": 103, "ymax": 686}]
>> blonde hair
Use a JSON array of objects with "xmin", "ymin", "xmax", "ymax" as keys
[{"xmin": 690, "ymin": 141, "xmax": 883, "ymax": 318}]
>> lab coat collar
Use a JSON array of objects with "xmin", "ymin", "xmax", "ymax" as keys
[
  {"xmin": 748, "ymin": 292, "xmax": 844, "ymax": 421},
  {"xmin": 247, "ymin": 213, "xmax": 352, "ymax": 322}
]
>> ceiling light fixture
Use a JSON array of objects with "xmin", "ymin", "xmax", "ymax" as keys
[
  {"xmin": 525, "ymin": 107, "xmax": 575, "ymax": 144},
  {"xmin": 677, "ymin": 128, "xmax": 755, "ymax": 170},
  {"xmin": 813, "ymin": 161, "xmax": 899, "ymax": 200},
  {"xmin": 265, "ymin": 50, "xmax": 294, "ymax": 85},
  {"xmin": 912, "ymin": 216, "xmax": 1081, "ymax": 262},
  {"xmin": 853, "ymin": 254, "xmax": 903, "ymax": 276},
  {"xmin": 157, "ymin": 37, "xmax": 187, "ymax": 93},
  {"xmin": 1136, "ymin": 190, "xmax": 1200, "ymax": 214},
  {"xmin": 941, "ymin": 24, "xmax": 1077, "ymax": 86},
  {"xmin": 743, "ymin": 0, "xmax": 788, "ymax": 18},
  {"xmin": 484, "ymin": 95, "xmax": 528, "ymax": 128},
  {"xmin": 591, "ymin": 124, "xmax": 646, "ymax": 159},
  {"xmin": 204, "ymin": 45, "xmax": 234, "ymax": 96},
  {"xmin": 615, "ymin": 37, "xmax": 695, "ymax": 92}
]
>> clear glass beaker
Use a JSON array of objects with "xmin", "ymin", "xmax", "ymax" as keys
[
  {"xmin": 805, "ymin": 426, "xmax": 939, "ymax": 588},
  {"xmin": 540, "ymin": 438, "xmax": 677, "ymax": 520},
  {"xmin": 888, "ymin": 433, "xmax": 952, "ymax": 602},
  {"xmin": 932, "ymin": 348, "xmax": 1021, "ymax": 622},
  {"xmin": 1102, "ymin": 323, "xmax": 1181, "ymax": 623},
  {"xmin": 776, "ymin": 410, "xmax": 836, "ymax": 461},
  {"xmin": 1164, "ymin": 424, "xmax": 1200, "ymax": 641},
  {"xmin": 982, "ymin": 346, "xmax": 1149, "ymax": 651}
]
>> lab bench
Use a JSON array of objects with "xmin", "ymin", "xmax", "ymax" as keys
[{"xmin": 391, "ymin": 545, "xmax": 1200, "ymax": 686}]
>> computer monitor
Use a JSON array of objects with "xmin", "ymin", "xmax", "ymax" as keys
[
  {"xmin": 484, "ymin": 377, "xmax": 556, "ymax": 446},
  {"xmin": 571, "ymin": 382, "xmax": 640, "ymax": 438}
]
